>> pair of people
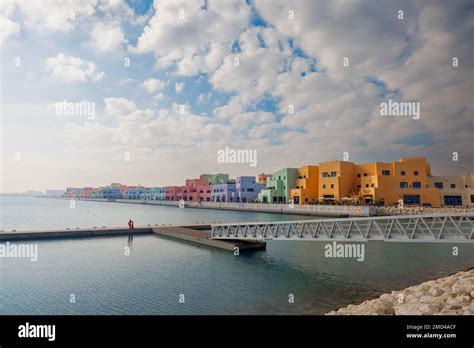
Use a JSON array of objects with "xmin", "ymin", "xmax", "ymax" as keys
[{"xmin": 128, "ymin": 219, "xmax": 134, "ymax": 229}]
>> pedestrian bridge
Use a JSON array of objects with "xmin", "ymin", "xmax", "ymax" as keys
[{"xmin": 210, "ymin": 213, "xmax": 474, "ymax": 243}]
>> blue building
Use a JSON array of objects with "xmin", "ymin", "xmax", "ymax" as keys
[
  {"xmin": 147, "ymin": 187, "xmax": 165, "ymax": 200},
  {"xmin": 97, "ymin": 187, "xmax": 121, "ymax": 199},
  {"xmin": 210, "ymin": 181, "xmax": 236, "ymax": 202},
  {"xmin": 124, "ymin": 187, "xmax": 146, "ymax": 199},
  {"xmin": 235, "ymin": 176, "xmax": 265, "ymax": 202}
]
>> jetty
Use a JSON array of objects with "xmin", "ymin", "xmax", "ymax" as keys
[{"xmin": 0, "ymin": 224, "xmax": 266, "ymax": 253}]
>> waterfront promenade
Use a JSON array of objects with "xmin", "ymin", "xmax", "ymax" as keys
[{"xmin": 53, "ymin": 197, "xmax": 375, "ymax": 217}]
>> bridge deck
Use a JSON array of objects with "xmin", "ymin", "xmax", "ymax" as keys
[{"xmin": 210, "ymin": 213, "xmax": 474, "ymax": 243}]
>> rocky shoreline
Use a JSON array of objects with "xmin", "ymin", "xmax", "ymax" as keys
[
  {"xmin": 376, "ymin": 206, "xmax": 474, "ymax": 216},
  {"xmin": 326, "ymin": 269, "xmax": 474, "ymax": 315}
]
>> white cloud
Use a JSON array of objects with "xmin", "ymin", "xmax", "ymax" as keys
[
  {"xmin": 175, "ymin": 82, "xmax": 185, "ymax": 93},
  {"xmin": 91, "ymin": 21, "xmax": 127, "ymax": 52},
  {"xmin": 45, "ymin": 54, "xmax": 105, "ymax": 83},
  {"xmin": 0, "ymin": 17, "xmax": 20, "ymax": 45},
  {"xmin": 131, "ymin": 0, "xmax": 252, "ymax": 75},
  {"xmin": 17, "ymin": 0, "xmax": 97, "ymax": 32},
  {"xmin": 142, "ymin": 78, "xmax": 166, "ymax": 94}
]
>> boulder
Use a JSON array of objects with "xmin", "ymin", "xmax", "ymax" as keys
[
  {"xmin": 394, "ymin": 303, "xmax": 440, "ymax": 315},
  {"xmin": 452, "ymin": 278, "xmax": 474, "ymax": 295},
  {"xmin": 428, "ymin": 287, "xmax": 444, "ymax": 297}
]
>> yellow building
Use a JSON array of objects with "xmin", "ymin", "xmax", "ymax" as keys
[
  {"xmin": 354, "ymin": 157, "xmax": 441, "ymax": 206},
  {"xmin": 290, "ymin": 165, "xmax": 319, "ymax": 204},
  {"xmin": 429, "ymin": 174, "xmax": 474, "ymax": 207},
  {"xmin": 318, "ymin": 161, "xmax": 356, "ymax": 202},
  {"xmin": 278, "ymin": 157, "xmax": 467, "ymax": 207}
]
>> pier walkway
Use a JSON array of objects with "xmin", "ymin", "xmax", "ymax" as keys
[{"xmin": 210, "ymin": 213, "xmax": 474, "ymax": 243}]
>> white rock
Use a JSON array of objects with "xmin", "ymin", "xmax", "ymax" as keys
[{"xmin": 428, "ymin": 287, "xmax": 444, "ymax": 297}]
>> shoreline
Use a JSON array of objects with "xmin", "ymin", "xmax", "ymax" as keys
[
  {"xmin": 37, "ymin": 196, "xmax": 370, "ymax": 218},
  {"xmin": 326, "ymin": 268, "xmax": 474, "ymax": 315}
]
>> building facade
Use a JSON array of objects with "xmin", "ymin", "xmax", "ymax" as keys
[
  {"xmin": 235, "ymin": 176, "xmax": 265, "ymax": 202},
  {"xmin": 355, "ymin": 157, "xmax": 441, "ymax": 206},
  {"xmin": 200, "ymin": 173, "xmax": 229, "ymax": 185},
  {"xmin": 258, "ymin": 168, "xmax": 298, "ymax": 203},
  {"xmin": 211, "ymin": 182, "xmax": 236, "ymax": 202},
  {"xmin": 183, "ymin": 179, "xmax": 212, "ymax": 202},
  {"xmin": 290, "ymin": 166, "xmax": 319, "ymax": 204},
  {"xmin": 319, "ymin": 161, "xmax": 356, "ymax": 202},
  {"xmin": 429, "ymin": 174, "xmax": 474, "ymax": 207},
  {"xmin": 257, "ymin": 173, "xmax": 271, "ymax": 185},
  {"xmin": 124, "ymin": 186, "xmax": 146, "ymax": 200}
]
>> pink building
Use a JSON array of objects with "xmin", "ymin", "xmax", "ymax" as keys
[
  {"xmin": 165, "ymin": 186, "xmax": 183, "ymax": 201},
  {"xmin": 183, "ymin": 179, "xmax": 211, "ymax": 202}
]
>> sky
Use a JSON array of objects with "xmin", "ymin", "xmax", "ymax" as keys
[{"xmin": 0, "ymin": 0, "xmax": 473, "ymax": 193}]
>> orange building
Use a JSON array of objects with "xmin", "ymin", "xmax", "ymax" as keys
[
  {"xmin": 355, "ymin": 157, "xmax": 441, "ymax": 206},
  {"xmin": 257, "ymin": 173, "xmax": 271, "ymax": 185},
  {"xmin": 290, "ymin": 166, "xmax": 319, "ymax": 204},
  {"xmin": 318, "ymin": 161, "xmax": 356, "ymax": 202}
]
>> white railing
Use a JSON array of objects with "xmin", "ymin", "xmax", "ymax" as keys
[{"xmin": 210, "ymin": 213, "xmax": 474, "ymax": 242}]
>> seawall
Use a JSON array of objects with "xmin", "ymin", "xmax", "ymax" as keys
[{"xmin": 55, "ymin": 197, "xmax": 375, "ymax": 217}]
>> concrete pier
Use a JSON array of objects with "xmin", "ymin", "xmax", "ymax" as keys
[
  {"xmin": 152, "ymin": 225, "xmax": 266, "ymax": 251},
  {"xmin": 0, "ymin": 224, "xmax": 265, "ymax": 252}
]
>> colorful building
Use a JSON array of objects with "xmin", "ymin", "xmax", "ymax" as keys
[
  {"xmin": 258, "ymin": 168, "xmax": 298, "ymax": 203},
  {"xmin": 290, "ymin": 166, "xmax": 319, "ymax": 204},
  {"xmin": 200, "ymin": 173, "xmax": 229, "ymax": 185},
  {"xmin": 355, "ymin": 157, "xmax": 441, "ymax": 206},
  {"xmin": 257, "ymin": 173, "xmax": 271, "ymax": 185},
  {"xmin": 124, "ymin": 186, "xmax": 146, "ymax": 200},
  {"xmin": 164, "ymin": 186, "xmax": 183, "ymax": 201},
  {"xmin": 211, "ymin": 181, "xmax": 236, "ymax": 202},
  {"xmin": 429, "ymin": 174, "xmax": 474, "ymax": 207},
  {"xmin": 235, "ymin": 176, "xmax": 265, "ymax": 202},
  {"xmin": 184, "ymin": 179, "xmax": 212, "ymax": 202},
  {"xmin": 147, "ymin": 187, "xmax": 165, "ymax": 200},
  {"xmin": 97, "ymin": 186, "xmax": 122, "ymax": 199},
  {"xmin": 319, "ymin": 161, "xmax": 356, "ymax": 202}
]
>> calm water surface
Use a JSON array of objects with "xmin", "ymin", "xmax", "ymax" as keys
[{"xmin": 1, "ymin": 197, "xmax": 473, "ymax": 315}]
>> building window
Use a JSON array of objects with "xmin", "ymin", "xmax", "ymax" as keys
[
  {"xmin": 365, "ymin": 184, "xmax": 369, "ymax": 188},
  {"xmin": 382, "ymin": 170, "xmax": 390, "ymax": 176},
  {"xmin": 401, "ymin": 171, "xmax": 406, "ymax": 176},
  {"xmin": 433, "ymin": 182, "xmax": 443, "ymax": 189},
  {"xmin": 357, "ymin": 174, "xmax": 361, "ymax": 178},
  {"xmin": 413, "ymin": 182, "xmax": 421, "ymax": 189},
  {"xmin": 322, "ymin": 172, "xmax": 329, "ymax": 178},
  {"xmin": 322, "ymin": 184, "xmax": 326, "ymax": 189},
  {"xmin": 371, "ymin": 183, "xmax": 374, "ymax": 187},
  {"xmin": 357, "ymin": 185, "xmax": 361, "ymax": 188},
  {"xmin": 450, "ymin": 184, "xmax": 456, "ymax": 189},
  {"xmin": 400, "ymin": 182, "xmax": 408, "ymax": 189},
  {"xmin": 330, "ymin": 184, "xmax": 334, "ymax": 188},
  {"xmin": 414, "ymin": 171, "xmax": 419, "ymax": 176},
  {"xmin": 363, "ymin": 173, "xmax": 368, "ymax": 177},
  {"xmin": 471, "ymin": 195, "xmax": 474, "ymax": 203},
  {"xmin": 331, "ymin": 171, "xmax": 337, "ymax": 177}
]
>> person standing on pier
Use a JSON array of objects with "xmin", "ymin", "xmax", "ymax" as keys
[{"xmin": 128, "ymin": 219, "xmax": 134, "ymax": 229}]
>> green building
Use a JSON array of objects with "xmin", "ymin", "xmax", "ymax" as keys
[
  {"xmin": 257, "ymin": 168, "xmax": 298, "ymax": 203},
  {"xmin": 200, "ymin": 173, "xmax": 230, "ymax": 185}
]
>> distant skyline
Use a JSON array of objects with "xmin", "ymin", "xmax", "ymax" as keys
[{"xmin": 1, "ymin": 0, "xmax": 473, "ymax": 193}]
